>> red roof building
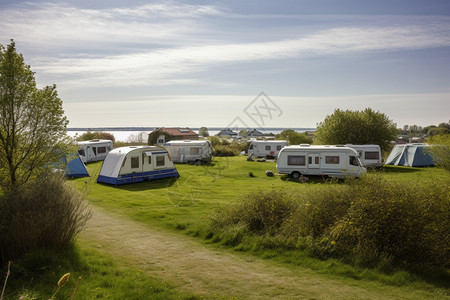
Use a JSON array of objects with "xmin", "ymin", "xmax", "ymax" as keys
[{"xmin": 151, "ymin": 128, "xmax": 199, "ymax": 144}]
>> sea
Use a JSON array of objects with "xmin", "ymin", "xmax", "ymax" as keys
[{"xmin": 67, "ymin": 127, "xmax": 315, "ymax": 143}]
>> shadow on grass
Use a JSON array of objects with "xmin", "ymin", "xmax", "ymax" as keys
[
  {"xmin": 97, "ymin": 176, "xmax": 179, "ymax": 191},
  {"xmin": 377, "ymin": 165, "xmax": 432, "ymax": 173},
  {"xmin": 279, "ymin": 174, "xmax": 336, "ymax": 184}
]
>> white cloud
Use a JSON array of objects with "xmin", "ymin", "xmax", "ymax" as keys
[
  {"xmin": 31, "ymin": 23, "xmax": 450, "ymax": 88},
  {"xmin": 0, "ymin": 2, "xmax": 223, "ymax": 50}
]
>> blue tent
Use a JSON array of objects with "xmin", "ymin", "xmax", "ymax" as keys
[
  {"xmin": 385, "ymin": 144, "xmax": 435, "ymax": 167},
  {"xmin": 64, "ymin": 153, "xmax": 89, "ymax": 177}
]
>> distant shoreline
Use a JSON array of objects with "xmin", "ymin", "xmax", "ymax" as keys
[{"xmin": 67, "ymin": 127, "xmax": 316, "ymax": 132}]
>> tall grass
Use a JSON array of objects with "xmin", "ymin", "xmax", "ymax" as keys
[{"xmin": 1, "ymin": 243, "xmax": 200, "ymax": 299}]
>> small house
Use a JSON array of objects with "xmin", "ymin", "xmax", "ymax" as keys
[{"xmin": 151, "ymin": 128, "xmax": 198, "ymax": 145}]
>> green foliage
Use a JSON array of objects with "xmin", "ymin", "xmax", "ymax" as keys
[
  {"xmin": 276, "ymin": 129, "xmax": 313, "ymax": 145},
  {"xmin": 315, "ymin": 108, "xmax": 397, "ymax": 151},
  {"xmin": 211, "ymin": 190, "xmax": 296, "ymax": 236},
  {"xmin": 426, "ymin": 134, "xmax": 450, "ymax": 172},
  {"xmin": 208, "ymin": 136, "xmax": 244, "ymax": 156},
  {"xmin": 328, "ymin": 176, "xmax": 449, "ymax": 267},
  {"xmin": 210, "ymin": 175, "xmax": 450, "ymax": 268},
  {"xmin": 0, "ymin": 174, "xmax": 91, "ymax": 265},
  {"xmin": 76, "ymin": 131, "xmax": 115, "ymax": 143},
  {"xmin": 0, "ymin": 40, "xmax": 70, "ymax": 192},
  {"xmin": 427, "ymin": 127, "xmax": 449, "ymax": 136},
  {"xmin": 198, "ymin": 126, "xmax": 209, "ymax": 137}
]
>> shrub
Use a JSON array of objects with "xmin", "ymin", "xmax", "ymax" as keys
[
  {"xmin": 208, "ymin": 137, "xmax": 247, "ymax": 156},
  {"xmin": 327, "ymin": 176, "xmax": 450, "ymax": 267},
  {"xmin": 427, "ymin": 134, "xmax": 450, "ymax": 172},
  {"xmin": 0, "ymin": 174, "xmax": 92, "ymax": 265},
  {"xmin": 281, "ymin": 181, "xmax": 351, "ymax": 239},
  {"xmin": 210, "ymin": 175, "xmax": 450, "ymax": 268},
  {"xmin": 76, "ymin": 131, "xmax": 115, "ymax": 143},
  {"xmin": 211, "ymin": 190, "xmax": 296, "ymax": 236}
]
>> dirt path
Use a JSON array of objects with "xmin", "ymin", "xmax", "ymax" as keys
[{"xmin": 80, "ymin": 206, "xmax": 428, "ymax": 300}]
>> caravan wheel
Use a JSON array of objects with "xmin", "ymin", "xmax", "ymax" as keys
[{"xmin": 290, "ymin": 171, "xmax": 301, "ymax": 179}]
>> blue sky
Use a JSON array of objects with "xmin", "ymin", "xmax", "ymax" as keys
[{"xmin": 1, "ymin": 0, "xmax": 449, "ymax": 128}]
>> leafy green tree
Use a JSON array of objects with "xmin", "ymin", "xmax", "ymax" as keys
[
  {"xmin": 315, "ymin": 108, "xmax": 397, "ymax": 151},
  {"xmin": 198, "ymin": 126, "xmax": 209, "ymax": 137},
  {"xmin": 276, "ymin": 129, "xmax": 313, "ymax": 145},
  {"xmin": 0, "ymin": 40, "xmax": 70, "ymax": 192},
  {"xmin": 77, "ymin": 131, "xmax": 115, "ymax": 143}
]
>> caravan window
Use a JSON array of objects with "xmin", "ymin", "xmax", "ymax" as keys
[
  {"xmin": 325, "ymin": 156, "xmax": 340, "ymax": 164},
  {"xmin": 349, "ymin": 156, "xmax": 359, "ymax": 166},
  {"xmin": 277, "ymin": 145, "xmax": 282, "ymax": 151},
  {"xmin": 131, "ymin": 156, "xmax": 139, "ymax": 168},
  {"xmin": 309, "ymin": 156, "xmax": 320, "ymax": 164},
  {"xmin": 98, "ymin": 147, "xmax": 106, "ymax": 154},
  {"xmin": 365, "ymin": 151, "xmax": 380, "ymax": 160},
  {"xmin": 156, "ymin": 156, "xmax": 165, "ymax": 167},
  {"xmin": 148, "ymin": 156, "xmax": 152, "ymax": 164},
  {"xmin": 287, "ymin": 155, "xmax": 305, "ymax": 165},
  {"xmin": 78, "ymin": 149, "xmax": 85, "ymax": 156},
  {"xmin": 265, "ymin": 145, "xmax": 271, "ymax": 151},
  {"xmin": 190, "ymin": 147, "xmax": 200, "ymax": 155}
]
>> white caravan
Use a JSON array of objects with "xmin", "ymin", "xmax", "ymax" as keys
[
  {"xmin": 77, "ymin": 139, "xmax": 113, "ymax": 163},
  {"xmin": 344, "ymin": 144, "xmax": 382, "ymax": 168},
  {"xmin": 97, "ymin": 146, "xmax": 179, "ymax": 185},
  {"xmin": 276, "ymin": 145, "xmax": 366, "ymax": 179},
  {"xmin": 163, "ymin": 140, "xmax": 212, "ymax": 164},
  {"xmin": 248, "ymin": 140, "xmax": 287, "ymax": 158}
]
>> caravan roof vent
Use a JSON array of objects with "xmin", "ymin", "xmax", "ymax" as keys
[{"xmin": 299, "ymin": 144, "xmax": 310, "ymax": 147}]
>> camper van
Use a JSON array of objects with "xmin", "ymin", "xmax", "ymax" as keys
[
  {"xmin": 344, "ymin": 144, "xmax": 382, "ymax": 168},
  {"xmin": 248, "ymin": 140, "xmax": 287, "ymax": 158},
  {"xmin": 97, "ymin": 146, "xmax": 179, "ymax": 185},
  {"xmin": 77, "ymin": 139, "xmax": 113, "ymax": 163},
  {"xmin": 276, "ymin": 145, "xmax": 366, "ymax": 179},
  {"xmin": 163, "ymin": 140, "xmax": 212, "ymax": 164}
]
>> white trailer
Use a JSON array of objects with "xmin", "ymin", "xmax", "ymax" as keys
[
  {"xmin": 276, "ymin": 145, "xmax": 366, "ymax": 179},
  {"xmin": 77, "ymin": 139, "xmax": 113, "ymax": 163},
  {"xmin": 248, "ymin": 140, "xmax": 287, "ymax": 158},
  {"xmin": 163, "ymin": 140, "xmax": 212, "ymax": 163},
  {"xmin": 344, "ymin": 144, "xmax": 382, "ymax": 168},
  {"xmin": 97, "ymin": 146, "xmax": 179, "ymax": 185}
]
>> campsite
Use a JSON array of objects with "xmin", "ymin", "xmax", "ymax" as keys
[{"xmin": 47, "ymin": 153, "xmax": 447, "ymax": 299}]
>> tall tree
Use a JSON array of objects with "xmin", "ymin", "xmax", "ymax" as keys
[
  {"xmin": 315, "ymin": 108, "xmax": 397, "ymax": 151},
  {"xmin": 0, "ymin": 40, "xmax": 69, "ymax": 191}
]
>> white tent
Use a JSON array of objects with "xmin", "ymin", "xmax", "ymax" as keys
[
  {"xmin": 385, "ymin": 144, "xmax": 435, "ymax": 167},
  {"xmin": 97, "ymin": 146, "xmax": 179, "ymax": 185}
]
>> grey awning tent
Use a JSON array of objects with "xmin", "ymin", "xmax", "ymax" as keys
[{"xmin": 385, "ymin": 144, "xmax": 435, "ymax": 167}]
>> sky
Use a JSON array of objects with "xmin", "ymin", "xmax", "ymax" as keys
[{"xmin": 0, "ymin": 0, "xmax": 449, "ymax": 129}]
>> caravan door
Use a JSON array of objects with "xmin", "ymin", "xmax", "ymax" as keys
[{"xmin": 308, "ymin": 154, "xmax": 320, "ymax": 168}]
